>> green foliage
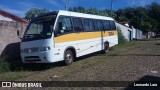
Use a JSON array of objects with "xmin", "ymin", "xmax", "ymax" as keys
[
  {"xmin": 117, "ymin": 27, "xmax": 127, "ymax": 44},
  {"xmin": 69, "ymin": 2, "xmax": 160, "ymax": 33},
  {"xmin": 25, "ymin": 2, "xmax": 160, "ymax": 33},
  {"xmin": 116, "ymin": 2, "xmax": 160, "ymax": 33},
  {"xmin": 69, "ymin": 6, "xmax": 116, "ymax": 18},
  {"xmin": 0, "ymin": 58, "xmax": 10, "ymax": 73},
  {"xmin": 25, "ymin": 8, "xmax": 49, "ymax": 21},
  {"xmin": 118, "ymin": 16, "xmax": 129, "ymax": 22}
]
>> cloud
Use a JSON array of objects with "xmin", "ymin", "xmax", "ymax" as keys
[
  {"xmin": 0, "ymin": 4, "xmax": 26, "ymax": 17},
  {"xmin": 18, "ymin": 2, "xmax": 37, "ymax": 8},
  {"xmin": 128, "ymin": 0, "xmax": 154, "ymax": 7},
  {"xmin": 5, "ymin": 8, "xmax": 26, "ymax": 17},
  {"xmin": 45, "ymin": 0, "xmax": 61, "ymax": 8},
  {"xmin": 44, "ymin": 0, "xmax": 78, "ymax": 10},
  {"xmin": 68, "ymin": 0, "xmax": 78, "ymax": 7}
]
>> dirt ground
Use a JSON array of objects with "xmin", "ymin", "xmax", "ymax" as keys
[{"xmin": 1, "ymin": 39, "xmax": 160, "ymax": 90}]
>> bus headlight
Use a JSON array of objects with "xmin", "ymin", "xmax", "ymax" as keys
[{"xmin": 40, "ymin": 46, "xmax": 51, "ymax": 51}]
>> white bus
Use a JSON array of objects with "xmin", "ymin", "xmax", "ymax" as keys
[{"xmin": 18, "ymin": 10, "xmax": 118, "ymax": 65}]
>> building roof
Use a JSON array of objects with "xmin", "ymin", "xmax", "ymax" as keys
[
  {"xmin": 118, "ymin": 22, "xmax": 130, "ymax": 27},
  {"xmin": 0, "ymin": 14, "xmax": 14, "ymax": 21},
  {"xmin": 0, "ymin": 9, "xmax": 28, "ymax": 23}
]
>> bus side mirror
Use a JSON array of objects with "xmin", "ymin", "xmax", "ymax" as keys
[{"xmin": 17, "ymin": 30, "xmax": 22, "ymax": 39}]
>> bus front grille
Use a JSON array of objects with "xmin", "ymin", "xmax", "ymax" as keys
[{"xmin": 24, "ymin": 56, "xmax": 41, "ymax": 61}]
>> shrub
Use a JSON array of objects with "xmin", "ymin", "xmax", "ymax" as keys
[
  {"xmin": 117, "ymin": 27, "xmax": 127, "ymax": 44},
  {"xmin": 0, "ymin": 58, "xmax": 11, "ymax": 73}
]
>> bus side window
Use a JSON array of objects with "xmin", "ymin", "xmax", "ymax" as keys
[
  {"xmin": 110, "ymin": 21, "xmax": 116, "ymax": 30},
  {"xmin": 88, "ymin": 19, "xmax": 94, "ymax": 31},
  {"xmin": 72, "ymin": 18, "xmax": 83, "ymax": 32},
  {"xmin": 83, "ymin": 19, "xmax": 89, "ymax": 32},
  {"xmin": 83, "ymin": 19, "xmax": 94, "ymax": 32},
  {"xmin": 94, "ymin": 20, "xmax": 99, "ymax": 31},
  {"xmin": 94, "ymin": 20, "xmax": 103, "ymax": 31},
  {"xmin": 103, "ymin": 20, "xmax": 111, "ymax": 31},
  {"xmin": 56, "ymin": 16, "xmax": 73, "ymax": 36}
]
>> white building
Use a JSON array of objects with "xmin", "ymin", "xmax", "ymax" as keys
[
  {"xmin": 132, "ymin": 26, "xmax": 143, "ymax": 40},
  {"xmin": 116, "ymin": 22, "xmax": 133, "ymax": 41}
]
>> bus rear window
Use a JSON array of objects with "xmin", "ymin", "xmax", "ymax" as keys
[
  {"xmin": 103, "ymin": 20, "xmax": 111, "ymax": 30},
  {"xmin": 110, "ymin": 21, "xmax": 116, "ymax": 30}
]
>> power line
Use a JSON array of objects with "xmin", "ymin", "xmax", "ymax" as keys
[
  {"xmin": 110, "ymin": 0, "xmax": 113, "ymax": 17},
  {"xmin": 65, "ymin": 0, "xmax": 68, "ymax": 10}
]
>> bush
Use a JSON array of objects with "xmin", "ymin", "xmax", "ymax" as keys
[
  {"xmin": 0, "ymin": 58, "xmax": 11, "ymax": 73},
  {"xmin": 117, "ymin": 27, "xmax": 127, "ymax": 44}
]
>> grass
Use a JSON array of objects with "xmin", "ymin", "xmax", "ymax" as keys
[
  {"xmin": 108, "ymin": 41, "xmax": 139, "ymax": 56},
  {"xmin": 0, "ymin": 71, "xmax": 32, "ymax": 81},
  {"xmin": 0, "ymin": 58, "xmax": 33, "ymax": 81},
  {"xmin": 65, "ymin": 41, "xmax": 141, "ymax": 76},
  {"xmin": 0, "ymin": 58, "xmax": 11, "ymax": 73},
  {"xmin": 0, "ymin": 40, "xmax": 141, "ymax": 81}
]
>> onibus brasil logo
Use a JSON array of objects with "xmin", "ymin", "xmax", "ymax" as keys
[{"xmin": 2, "ymin": 82, "xmax": 42, "ymax": 87}]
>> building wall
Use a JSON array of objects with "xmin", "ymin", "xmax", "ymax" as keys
[
  {"xmin": 132, "ymin": 27, "xmax": 143, "ymax": 40},
  {"xmin": 132, "ymin": 27, "xmax": 136, "ymax": 39},
  {"xmin": 116, "ymin": 23, "xmax": 133, "ymax": 41},
  {"xmin": 136, "ymin": 29, "xmax": 143, "ymax": 39},
  {"xmin": 147, "ymin": 32, "xmax": 155, "ymax": 38},
  {"xmin": 0, "ymin": 20, "xmax": 27, "ymax": 58}
]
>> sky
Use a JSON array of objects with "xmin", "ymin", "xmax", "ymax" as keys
[{"xmin": 0, "ymin": 0, "xmax": 160, "ymax": 17}]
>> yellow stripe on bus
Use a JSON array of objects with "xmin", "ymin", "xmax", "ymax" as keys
[{"xmin": 54, "ymin": 30, "xmax": 117, "ymax": 43}]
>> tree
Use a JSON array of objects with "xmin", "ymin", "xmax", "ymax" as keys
[
  {"xmin": 117, "ymin": 16, "xmax": 129, "ymax": 22},
  {"xmin": 69, "ymin": 6, "xmax": 113, "ymax": 17},
  {"xmin": 25, "ymin": 8, "xmax": 49, "ymax": 21},
  {"xmin": 147, "ymin": 2, "xmax": 160, "ymax": 32}
]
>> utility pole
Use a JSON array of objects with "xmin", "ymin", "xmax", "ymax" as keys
[
  {"xmin": 65, "ymin": 0, "xmax": 68, "ymax": 10},
  {"xmin": 110, "ymin": 0, "xmax": 113, "ymax": 17}
]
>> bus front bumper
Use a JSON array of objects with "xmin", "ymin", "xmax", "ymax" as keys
[{"xmin": 21, "ymin": 51, "xmax": 55, "ymax": 63}]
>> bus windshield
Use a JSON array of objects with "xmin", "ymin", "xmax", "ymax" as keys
[{"xmin": 22, "ymin": 15, "xmax": 56, "ymax": 42}]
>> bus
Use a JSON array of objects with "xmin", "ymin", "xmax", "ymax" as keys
[{"xmin": 18, "ymin": 10, "xmax": 118, "ymax": 65}]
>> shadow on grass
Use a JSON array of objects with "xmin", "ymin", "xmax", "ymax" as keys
[
  {"xmin": 155, "ymin": 43, "xmax": 160, "ymax": 45},
  {"xmin": 75, "ymin": 51, "xmax": 103, "ymax": 62},
  {"xmin": 0, "ymin": 51, "xmax": 105, "ymax": 72},
  {"xmin": 137, "ymin": 38, "xmax": 160, "ymax": 41},
  {"xmin": 109, "ymin": 54, "xmax": 160, "ymax": 57},
  {"xmin": 0, "ymin": 41, "xmax": 136, "ymax": 72},
  {"xmin": 0, "ymin": 57, "xmax": 64, "ymax": 72},
  {"xmin": 124, "ymin": 75, "xmax": 160, "ymax": 90}
]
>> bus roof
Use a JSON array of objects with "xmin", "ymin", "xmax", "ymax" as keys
[
  {"xmin": 34, "ymin": 10, "xmax": 114, "ymax": 21},
  {"xmin": 58, "ymin": 10, "xmax": 114, "ymax": 21}
]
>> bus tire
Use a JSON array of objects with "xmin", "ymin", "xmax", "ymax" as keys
[
  {"xmin": 63, "ymin": 50, "xmax": 74, "ymax": 65},
  {"xmin": 102, "ymin": 42, "xmax": 109, "ymax": 54}
]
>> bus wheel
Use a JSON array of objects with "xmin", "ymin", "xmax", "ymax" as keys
[
  {"xmin": 102, "ymin": 43, "xmax": 109, "ymax": 54},
  {"xmin": 64, "ymin": 50, "xmax": 74, "ymax": 65}
]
